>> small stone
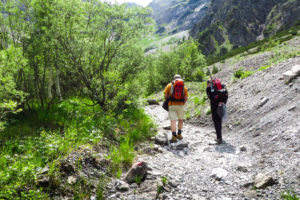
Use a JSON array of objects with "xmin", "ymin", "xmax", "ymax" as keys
[
  {"xmin": 116, "ymin": 180, "xmax": 129, "ymax": 192},
  {"xmin": 67, "ymin": 176, "xmax": 77, "ymax": 184},
  {"xmin": 259, "ymin": 98, "xmax": 269, "ymax": 107},
  {"xmin": 162, "ymin": 125, "xmax": 171, "ymax": 130},
  {"xmin": 254, "ymin": 173, "xmax": 276, "ymax": 189},
  {"xmin": 168, "ymin": 180, "xmax": 179, "ymax": 188},
  {"xmin": 240, "ymin": 146, "xmax": 247, "ymax": 152},
  {"xmin": 171, "ymin": 141, "xmax": 189, "ymax": 150},
  {"xmin": 237, "ymin": 166, "xmax": 248, "ymax": 172},
  {"xmin": 211, "ymin": 168, "xmax": 228, "ymax": 181},
  {"xmin": 288, "ymin": 106, "xmax": 296, "ymax": 111}
]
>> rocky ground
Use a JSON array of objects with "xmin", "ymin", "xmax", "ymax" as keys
[{"xmin": 105, "ymin": 37, "xmax": 300, "ymax": 199}]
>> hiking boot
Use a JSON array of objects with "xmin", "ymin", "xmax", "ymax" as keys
[
  {"xmin": 215, "ymin": 138, "xmax": 222, "ymax": 144},
  {"xmin": 171, "ymin": 135, "xmax": 177, "ymax": 143},
  {"xmin": 177, "ymin": 134, "xmax": 183, "ymax": 140}
]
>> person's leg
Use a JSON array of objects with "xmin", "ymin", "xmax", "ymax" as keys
[
  {"xmin": 211, "ymin": 106, "xmax": 222, "ymax": 141},
  {"xmin": 178, "ymin": 120, "xmax": 183, "ymax": 130},
  {"xmin": 169, "ymin": 106, "xmax": 178, "ymax": 142},
  {"xmin": 171, "ymin": 120, "xmax": 177, "ymax": 133},
  {"xmin": 177, "ymin": 105, "xmax": 185, "ymax": 140}
]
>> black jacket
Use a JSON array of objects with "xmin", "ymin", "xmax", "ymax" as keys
[{"xmin": 206, "ymin": 84, "xmax": 228, "ymax": 107}]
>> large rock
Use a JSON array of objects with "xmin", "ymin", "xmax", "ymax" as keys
[
  {"xmin": 283, "ymin": 70, "xmax": 296, "ymax": 83},
  {"xmin": 125, "ymin": 161, "xmax": 148, "ymax": 184},
  {"xmin": 155, "ymin": 133, "xmax": 168, "ymax": 145},
  {"xmin": 291, "ymin": 65, "xmax": 300, "ymax": 76},
  {"xmin": 254, "ymin": 173, "xmax": 276, "ymax": 189},
  {"xmin": 283, "ymin": 65, "xmax": 300, "ymax": 83}
]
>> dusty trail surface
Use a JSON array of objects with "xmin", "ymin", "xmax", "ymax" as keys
[{"xmin": 140, "ymin": 104, "xmax": 254, "ymax": 200}]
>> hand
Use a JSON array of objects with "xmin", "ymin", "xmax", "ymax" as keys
[{"xmin": 218, "ymin": 102, "xmax": 224, "ymax": 106}]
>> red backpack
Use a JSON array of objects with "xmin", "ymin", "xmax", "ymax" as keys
[
  {"xmin": 171, "ymin": 79, "xmax": 185, "ymax": 101},
  {"xmin": 213, "ymin": 78, "xmax": 222, "ymax": 90}
]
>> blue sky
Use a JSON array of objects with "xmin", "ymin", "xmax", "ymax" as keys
[{"xmin": 103, "ymin": 0, "xmax": 152, "ymax": 7}]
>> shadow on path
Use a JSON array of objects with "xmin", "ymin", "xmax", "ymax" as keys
[{"xmin": 215, "ymin": 141, "xmax": 236, "ymax": 154}]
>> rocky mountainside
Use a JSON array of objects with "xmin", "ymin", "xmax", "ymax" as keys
[
  {"xmin": 190, "ymin": 0, "xmax": 300, "ymax": 56},
  {"xmin": 103, "ymin": 36, "xmax": 300, "ymax": 200},
  {"xmin": 149, "ymin": 0, "xmax": 210, "ymax": 34}
]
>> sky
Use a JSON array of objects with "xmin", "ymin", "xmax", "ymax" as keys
[{"xmin": 103, "ymin": 0, "xmax": 153, "ymax": 7}]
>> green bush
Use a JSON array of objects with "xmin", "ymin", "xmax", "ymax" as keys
[
  {"xmin": 234, "ymin": 68, "xmax": 254, "ymax": 79},
  {"xmin": 212, "ymin": 66, "xmax": 219, "ymax": 74},
  {"xmin": 191, "ymin": 67, "xmax": 205, "ymax": 82}
]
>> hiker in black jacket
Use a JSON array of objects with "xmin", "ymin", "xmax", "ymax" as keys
[{"xmin": 206, "ymin": 79, "xmax": 228, "ymax": 144}]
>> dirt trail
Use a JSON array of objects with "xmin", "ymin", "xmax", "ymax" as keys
[{"xmin": 139, "ymin": 104, "xmax": 256, "ymax": 200}]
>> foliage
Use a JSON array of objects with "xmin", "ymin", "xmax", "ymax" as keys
[
  {"xmin": 0, "ymin": 97, "xmax": 154, "ymax": 199},
  {"xmin": 108, "ymin": 108, "xmax": 154, "ymax": 175},
  {"xmin": 281, "ymin": 191, "xmax": 299, "ymax": 200},
  {"xmin": 0, "ymin": 0, "xmax": 154, "ymax": 112},
  {"xmin": 258, "ymin": 65, "xmax": 271, "ymax": 71},
  {"xmin": 0, "ymin": 47, "xmax": 27, "ymax": 130},
  {"xmin": 212, "ymin": 65, "xmax": 219, "ymax": 74},
  {"xmin": 233, "ymin": 68, "xmax": 254, "ymax": 79},
  {"xmin": 141, "ymin": 39, "xmax": 206, "ymax": 94}
]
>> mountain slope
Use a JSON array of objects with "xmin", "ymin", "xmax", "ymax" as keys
[
  {"xmin": 190, "ymin": 0, "xmax": 300, "ymax": 56},
  {"xmin": 149, "ymin": 0, "xmax": 210, "ymax": 34}
]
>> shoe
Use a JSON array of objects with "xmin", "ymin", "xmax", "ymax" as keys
[
  {"xmin": 215, "ymin": 138, "xmax": 222, "ymax": 144},
  {"xmin": 177, "ymin": 134, "xmax": 183, "ymax": 140},
  {"xmin": 171, "ymin": 135, "xmax": 177, "ymax": 143}
]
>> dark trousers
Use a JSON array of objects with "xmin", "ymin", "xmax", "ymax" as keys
[{"xmin": 211, "ymin": 105, "xmax": 222, "ymax": 139}]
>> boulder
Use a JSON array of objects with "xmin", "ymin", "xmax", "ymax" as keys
[
  {"xmin": 283, "ymin": 69, "xmax": 298, "ymax": 83},
  {"xmin": 254, "ymin": 173, "xmax": 276, "ymax": 189},
  {"xmin": 125, "ymin": 161, "xmax": 148, "ymax": 184},
  {"xmin": 291, "ymin": 65, "xmax": 300, "ymax": 76},
  {"xmin": 155, "ymin": 133, "xmax": 168, "ymax": 145}
]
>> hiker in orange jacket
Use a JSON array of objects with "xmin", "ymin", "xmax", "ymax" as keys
[{"xmin": 164, "ymin": 74, "xmax": 188, "ymax": 143}]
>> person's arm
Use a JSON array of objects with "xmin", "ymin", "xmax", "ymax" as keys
[
  {"xmin": 184, "ymin": 87, "xmax": 188, "ymax": 103},
  {"xmin": 164, "ymin": 84, "xmax": 170, "ymax": 100},
  {"xmin": 206, "ymin": 86, "xmax": 213, "ymax": 101}
]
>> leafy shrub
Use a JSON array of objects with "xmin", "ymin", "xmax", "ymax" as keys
[
  {"xmin": 234, "ymin": 68, "xmax": 254, "ymax": 79},
  {"xmin": 212, "ymin": 66, "xmax": 219, "ymax": 74},
  {"xmin": 258, "ymin": 65, "xmax": 271, "ymax": 71},
  {"xmin": 191, "ymin": 67, "xmax": 205, "ymax": 82}
]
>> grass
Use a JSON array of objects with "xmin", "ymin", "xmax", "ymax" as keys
[
  {"xmin": 233, "ymin": 68, "xmax": 254, "ymax": 79},
  {"xmin": 281, "ymin": 191, "xmax": 299, "ymax": 200},
  {"xmin": 0, "ymin": 98, "xmax": 155, "ymax": 199}
]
